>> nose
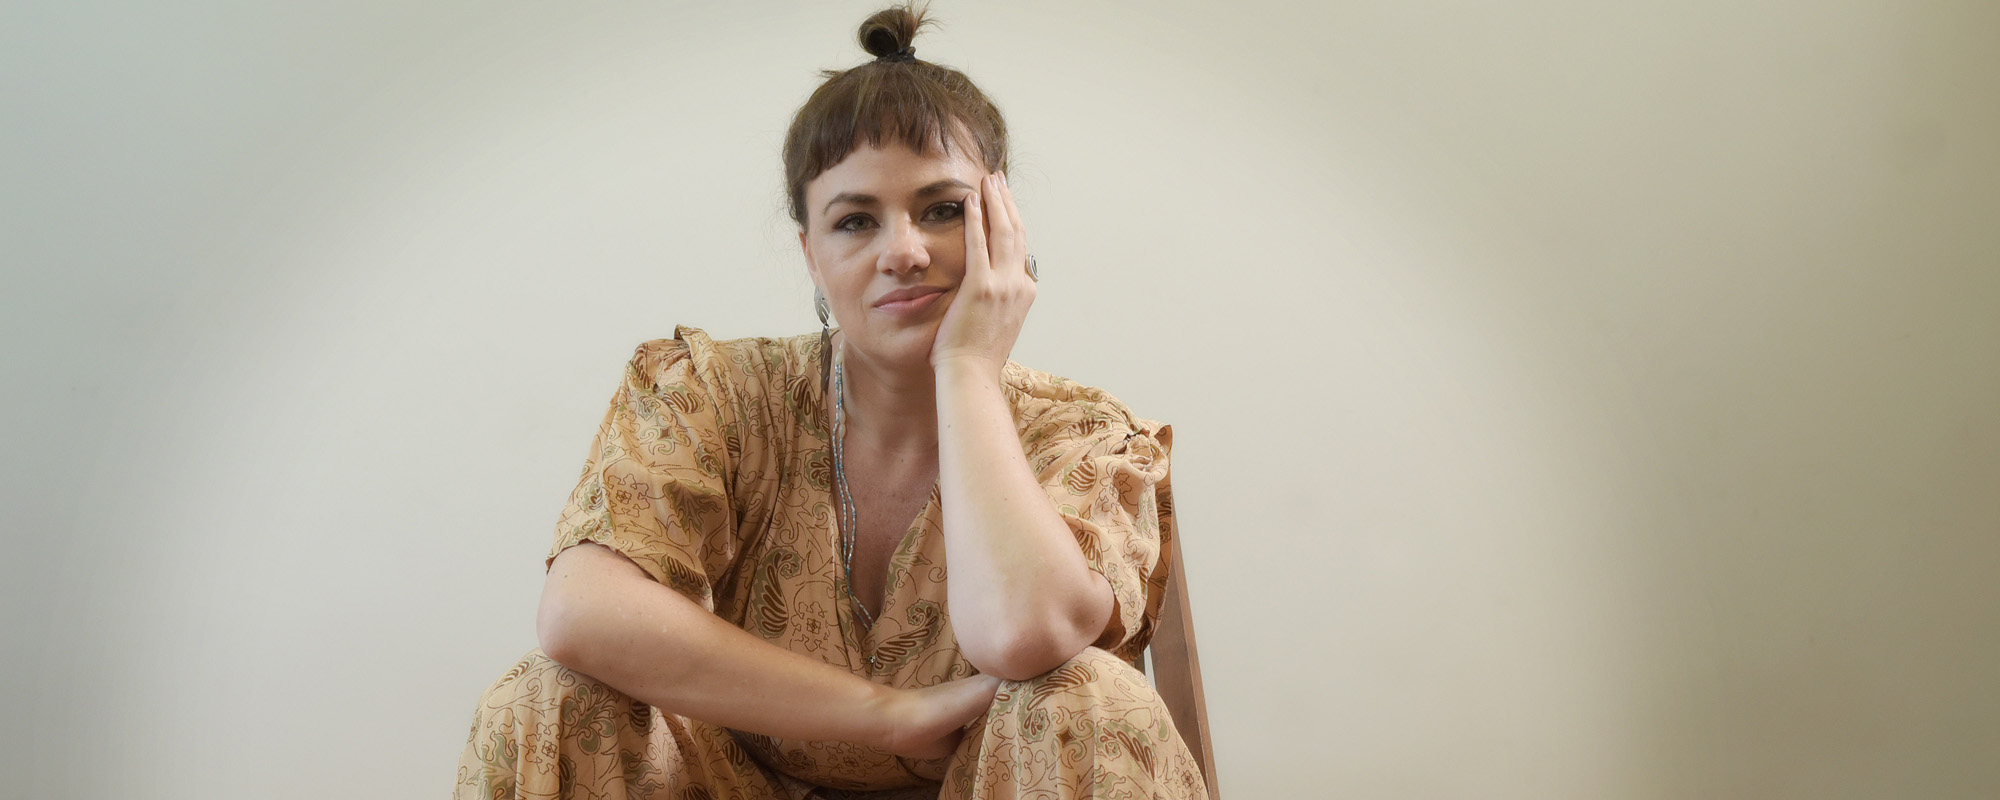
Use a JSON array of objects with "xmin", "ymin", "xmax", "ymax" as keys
[{"xmin": 877, "ymin": 217, "xmax": 930, "ymax": 275}]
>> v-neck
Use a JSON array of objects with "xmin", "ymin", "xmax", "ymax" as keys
[
  {"xmin": 816, "ymin": 331, "xmax": 944, "ymax": 670},
  {"xmin": 835, "ymin": 480, "xmax": 937, "ymax": 624}
]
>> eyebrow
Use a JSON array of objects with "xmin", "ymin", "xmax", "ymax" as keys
[{"xmin": 821, "ymin": 178, "xmax": 976, "ymax": 218}]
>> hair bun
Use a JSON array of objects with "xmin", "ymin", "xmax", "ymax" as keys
[
  {"xmin": 857, "ymin": 2, "xmax": 932, "ymax": 59},
  {"xmin": 783, "ymin": 0, "xmax": 1008, "ymax": 227}
]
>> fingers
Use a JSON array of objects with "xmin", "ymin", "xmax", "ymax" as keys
[
  {"xmin": 965, "ymin": 172, "xmax": 1027, "ymax": 281},
  {"xmin": 962, "ymin": 181, "xmax": 988, "ymax": 276},
  {"xmin": 928, "ymin": 674, "xmax": 1000, "ymax": 729},
  {"xmin": 981, "ymin": 173, "xmax": 1025, "ymax": 280},
  {"xmin": 945, "ymin": 675, "xmax": 1001, "ymax": 731},
  {"xmin": 980, "ymin": 173, "xmax": 1011, "ymax": 257},
  {"xmin": 997, "ymin": 173, "xmax": 1024, "ymax": 244},
  {"xmin": 887, "ymin": 675, "xmax": 1000, "ymax": 760}
]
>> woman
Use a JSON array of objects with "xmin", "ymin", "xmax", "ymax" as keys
[{"xmin": 455, "ymin": 5, "xmax": 1205, "ymax": 798}]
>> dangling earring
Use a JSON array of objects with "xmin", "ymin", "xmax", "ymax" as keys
[{"xmin": 816, "ymin": 287, "xmax": 832, "ymax": 392}]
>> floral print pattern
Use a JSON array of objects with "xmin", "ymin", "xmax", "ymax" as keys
[{"xmin": 456, "ymin": 326, "xmax": 1203, "ymax": 798}]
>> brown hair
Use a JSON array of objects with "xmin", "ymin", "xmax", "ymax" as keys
[{"xmin": 781, "ymin": 1, "xmax": 1010, "ymax": 229}]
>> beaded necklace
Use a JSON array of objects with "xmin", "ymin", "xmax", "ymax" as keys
[{"xmin": 829, "ymin": 343, "xmax": 883, "ymax": 671}]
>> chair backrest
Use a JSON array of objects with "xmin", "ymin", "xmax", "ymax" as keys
[{"xmin": 1138, "ymin": 533, "xmax": 1220, "ymax": 800}]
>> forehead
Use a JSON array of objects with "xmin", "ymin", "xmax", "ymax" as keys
[{"xmin": 808, "ymin": 139, "xmax": 984, "ymax": 197}]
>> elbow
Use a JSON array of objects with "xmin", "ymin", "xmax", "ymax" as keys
[
  {"xmin": 537, "ymin": 541, "xmax": 644, "ymax": 673},
  {"xmin": 961, "ymin": 621, "xmax": 1088, "ymax": 682},
  {"xmin": 536, "ymin": 579, "xmax": 595, "ymax": 671},
  {"xmin": 961, "ymin": 576, "xmax": 1115, "ymax": 681}
]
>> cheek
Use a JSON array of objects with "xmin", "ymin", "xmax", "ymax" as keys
[
  {"xmin": 827, "ymin": 233, "xmax": 872, "ymax": 262},
  {"xmin": 806, "ymin": 233, "xmax": 863, "ymax": 276},
  {"xmin": 930, "ymin": 229, "xmax": 969, "ymax": 263},
  {"xmin": 826, "ymin": 259, "xmax": 872, "ymax": 308}
]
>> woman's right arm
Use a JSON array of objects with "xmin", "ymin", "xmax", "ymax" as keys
[{"xmin": 536, "ymin": 541, "xmax": 999, "ymax": 760}]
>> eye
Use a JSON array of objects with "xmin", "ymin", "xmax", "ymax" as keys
[
  {"xmin": 924, "ymin": 202, "xmax": 964, "ymax": 222},
  {"xmin": 834, "ymin": 214, "xmax": 873, "ymax": 233}
]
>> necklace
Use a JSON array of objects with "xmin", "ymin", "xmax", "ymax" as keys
[{"xmin": 829, "ymin": 342, "xmax": 882, "ymax": 671}]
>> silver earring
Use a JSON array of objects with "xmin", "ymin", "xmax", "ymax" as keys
[{"xmin": 816, "ymin": 288, "xmax": 832, "ymax": 392}]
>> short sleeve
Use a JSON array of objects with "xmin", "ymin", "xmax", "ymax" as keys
[
  {"xmin": 547, "ymin": 330, "xmax": 741, "ymax": 611},
  {"xmin": 1030, "ymin": 415, "xmax": 1177, "ymax": 662}
]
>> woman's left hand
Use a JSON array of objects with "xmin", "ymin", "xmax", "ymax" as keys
[{"xmin": 930, "ymin": 171, "xmax": 1034, "ymax": 374}]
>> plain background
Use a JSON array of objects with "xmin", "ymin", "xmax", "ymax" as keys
[{"xmin": 4, "ymin": 1, "xmax": 1997, "ymax": 797}]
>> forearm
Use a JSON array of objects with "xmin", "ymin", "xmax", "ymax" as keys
[
  {"xmin": 933, "ymin": 359, "xmax": 1112, "ymax": 679},
  {"xmin": 538, "ymin": 543, "xmax": 889, "ymax": 745}
]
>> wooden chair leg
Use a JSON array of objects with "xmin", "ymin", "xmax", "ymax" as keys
[{"xmin": 1145, "ymin": 533, "xmax": 1220, "ymax": 799}]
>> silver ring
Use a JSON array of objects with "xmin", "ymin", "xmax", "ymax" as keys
[{"xmin": 1026, "ymin": 254, "xmax": 1039, "ymax": 282}]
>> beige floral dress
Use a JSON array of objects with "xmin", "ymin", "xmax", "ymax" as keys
[{"xmin": 455, "ymin": 326, "xmax": 1206, "ymax": 799}]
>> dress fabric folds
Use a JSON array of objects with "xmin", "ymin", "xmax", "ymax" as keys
[{"xmin": 455, "ymin": 326, "xmax": 1204, "ymax": 799}]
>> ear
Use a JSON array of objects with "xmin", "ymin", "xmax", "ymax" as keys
[{"xmin": 799, "ymin": 228, "xmax": 822, "ymax": 288}]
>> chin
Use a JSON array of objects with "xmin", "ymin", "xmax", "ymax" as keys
[{"xmin": 854, "ymin": 319, "xmax": 941, "ymax": 370}]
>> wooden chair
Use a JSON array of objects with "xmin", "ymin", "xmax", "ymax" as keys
[{"xmin": 1135, "ymin": 534, "xmax": 1220, "ymax": 799}]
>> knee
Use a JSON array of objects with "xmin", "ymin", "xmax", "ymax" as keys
[
  {"xmin": 480, "ymin": 649, "xmax": 583, "ymax": 702},
  {"xmin": 459, "ymin": 651, "xmax": 659, "ymax": 798},
  {"xmin": 472, "ymin": 649, "xmax": 650, "ymax": 736},
  {"xmin": 991, "ymin": 646, "xmax": 1161, "ymax": 720},
  {"xmin": 965, "ymin": 647, "xmax": 1194, "ymax": 790}
]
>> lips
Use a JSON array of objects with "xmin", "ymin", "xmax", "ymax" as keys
[{"xmin": 872, "ymin": 285, "xmax": 948, "ymax": 308}]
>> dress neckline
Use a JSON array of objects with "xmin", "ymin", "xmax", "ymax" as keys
[{"xmin": 813, "ymin": 330, "xmax": 941, "ymax": 669}]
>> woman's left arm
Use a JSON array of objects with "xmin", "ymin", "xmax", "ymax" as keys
[
  {"xmin": 935, "ymin": 360, "xmax": 1114, "ymax": 680},
  {"xmin": 931, "ymin": 172, "xmax": 1113, "ymax": 681}
]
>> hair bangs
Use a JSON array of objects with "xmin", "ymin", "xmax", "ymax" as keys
[{"xmin": 782, "ymin": 3, "xmax": 1009, "ymax": 227}]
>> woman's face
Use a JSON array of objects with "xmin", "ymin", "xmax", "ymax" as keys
[{"xmin": 799, "ymin": 139, "xmax": 986, "ymax": 372}]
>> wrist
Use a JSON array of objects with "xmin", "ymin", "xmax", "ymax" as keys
[
  {"xmin": 859, "ymin": 682, "xmax": 903, "ymax": 752},
  {"xmin": 931, "ymin": 354, "xmax": 1004, "ymax": 384}
]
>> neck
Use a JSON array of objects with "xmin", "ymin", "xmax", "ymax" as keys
[{"xmin": 833, "ymin": 330, "xmax": 938, "ymax": 455}]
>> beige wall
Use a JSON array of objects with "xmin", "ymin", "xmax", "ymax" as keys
[{"xmin": 4, "ymin": 1, "xmax": 1996, "ymax": 797}]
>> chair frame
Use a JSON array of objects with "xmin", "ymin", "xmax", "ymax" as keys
[{"xmin": 1136, "ymin": 533, "xmax": 1220, "ymax": 800}]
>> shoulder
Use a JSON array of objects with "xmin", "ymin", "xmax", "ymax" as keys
[
  {"xmin": 622, "ymin": 326, "xmax": 826, "ymax": 438},
  {"xmin": 1002, "ymin": 360, "xmax": 1171, "ymax": 465},
  {"xmin": 625, "ymin": 325, "xmax": 818, "ymax": 394}
]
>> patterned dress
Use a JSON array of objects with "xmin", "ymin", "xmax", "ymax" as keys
[{"xmin": 455, "ymin": 326, "xmax": 1206, "ymax": 799}]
